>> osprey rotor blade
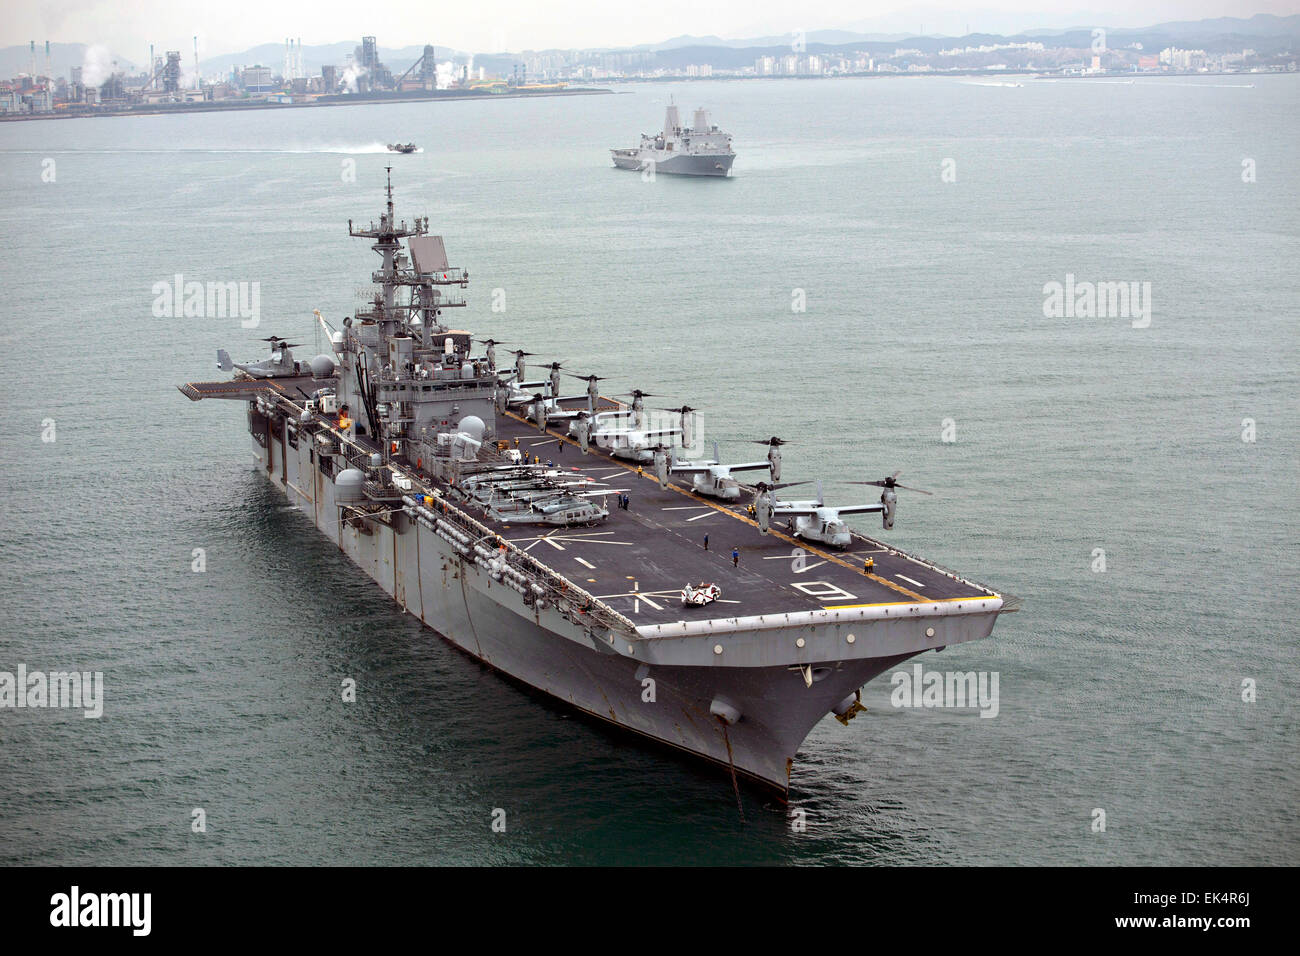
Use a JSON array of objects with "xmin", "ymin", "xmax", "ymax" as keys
[{"xmin": 849, "ymin": 474, "xmax": 933, "ymax": 495}]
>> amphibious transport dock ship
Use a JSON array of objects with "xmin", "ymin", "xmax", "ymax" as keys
[
  {"xmin": 179, "ymin": 175, "xmax": 1015, "ymax": 794},
  {"xmin": 611, "ymin": 102, "xmax": 735, "ymax": 177}
]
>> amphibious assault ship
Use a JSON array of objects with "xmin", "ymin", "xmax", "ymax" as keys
[
  {"xmin": 611, "ymin": 102, "xmax": 735, "ymax": 177},
  {"xmin": 179, "ymin": 174, "xmax": 1015, "ymax": 794}
]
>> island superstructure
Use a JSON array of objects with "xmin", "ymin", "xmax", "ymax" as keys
[
  {"xmin": 179, "ymin": 173, "xmax": 1015, "ymax": 794},
  {"xmin": 611, "ymin": 102, "xmax": 735, "ymax": 177}
]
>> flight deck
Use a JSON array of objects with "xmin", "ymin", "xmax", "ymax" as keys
[{"xmin": 461, "ymin": 407, "xmax": 999, "ymax": 629}]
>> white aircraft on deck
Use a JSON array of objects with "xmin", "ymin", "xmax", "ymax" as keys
[
  {"xmin": 669, "ymin": 442, "xmax": 773, "ymax": 501},
  {"xmin": 753, "ymin": 474, "xmax": 929, "ymax": 548}
]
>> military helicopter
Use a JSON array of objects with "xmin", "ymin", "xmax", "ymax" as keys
[
  {"xmin": 752, "ymin": 473, "xmax": 928, "ymax": 547},
  {"xmin": 669, "ymin": 441, "xmax": 773, "ymax": 501},
  {"xmin": 217, "ymin": 336, "xmax": 309, "ymax": 379}
]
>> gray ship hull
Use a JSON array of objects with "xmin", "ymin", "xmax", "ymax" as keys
[
  {"xmin": 248, "ymin": 417, "xmax": 1002, "ymax": 792},
  {"xmin": 611, "ymin": 150, "xmax": 734, "ymax": 177}
]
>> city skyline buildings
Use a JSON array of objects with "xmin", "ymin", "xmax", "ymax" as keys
[{"xmin": 7, "ymin": 1, "xmax": 1298, "ymax": 65}]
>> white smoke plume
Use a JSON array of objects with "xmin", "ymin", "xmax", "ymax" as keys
[
  {"xmin": 436, "ymin": 60, "xmax": 457, "ymax": 90},
  {"xmin": 340, "ymin": 63, "xmax": 366, "ymax": 93},
  {"xmin": 81, "ymin": 44, "xmax": 112, "ymax": 87}
]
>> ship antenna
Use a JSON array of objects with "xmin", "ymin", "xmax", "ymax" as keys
[{"xmin": 385, "ymin": 165, "xmax": 394, "ymax": 218}]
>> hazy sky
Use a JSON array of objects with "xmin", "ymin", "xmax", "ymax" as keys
[{"xmin": 11, "ymin": 1, "xmax": 1300, "ymax": 58}]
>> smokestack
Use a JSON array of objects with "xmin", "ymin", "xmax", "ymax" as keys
[
  {"xmin": 45, "ymin": 41, "xmax": 51, "ymax": 80},
  {"xmin": 150, "ymin": 43, "xmax": 155, "ymax": 88},
  {"xmin": 193, "ymin": 35, "xmax": 199, "ymax": 89},
  {"xmin": 29, "ymin": 41, "xmax": 35, "ymax": 78}
]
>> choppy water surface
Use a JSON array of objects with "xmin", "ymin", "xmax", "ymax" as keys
[{"xmin": 0, "ymin": 76, "xmax": 1296, "ymax": 865}]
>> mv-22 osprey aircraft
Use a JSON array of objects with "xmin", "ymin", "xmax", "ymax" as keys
[
  {"xmin": 216, "ymin": 313, "xmax": 343, "ymax": 382},
  {"xmin": 217, "ymin": 336, "xmax": 308, "ymax": 378},
  {"xmin": 751, "ymin": 473, "xmax": 931, "ymax": 548},
  {"xmin": 491, "ymin": 351, "xmax": 605, "ymax": 431},
  {"xmin": 482, "ymin": 350, "xmax": 931, "ymax": 549},
  {"xmin": 668, "ymin": 438, "xmax": 786, "ymax": 501},
  {"xmin": 566, "ymin": 388, "xmax": 686, "ymax": 462}
]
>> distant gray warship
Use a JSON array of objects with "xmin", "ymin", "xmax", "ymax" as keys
[
  {"xmin": 180, "ymin": 173, "xmax": 1015, "ymax": 795},
  {"xmin": 611, "ymin": 102, "xmax": 735, "ymax": 177}
]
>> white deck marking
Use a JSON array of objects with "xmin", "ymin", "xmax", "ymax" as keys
[
  {"xmin": 759, "ymin": 556, "xmax": 827, "ymax": 572},
  {"xmin": 895, "ymin": 573, "xmax": 926, "ymax": 588},
  {"xmin": 541, "ymin": 536, "xmax": 566, "ymax": 551},
  {"xmin": 575, "ymin": 557, "xmax": 595, "ymax": 569},
  {"xmin": 596, "ymin": 586, "xmax": 680, "ymax": 612},
  {"xmin": 790, "ymin": 581, "xmax": 857, "ymax": 601},
  {"xmin": 685, "ymin": 511, "xmax": 717, "ymax": 522},
  {"xmin": 662, "ymin": 505, "xmax": 711, "ymax": 511},
  {"xmin": 506, "ymin": 531, "xmax": 631, "ymax": 547}
]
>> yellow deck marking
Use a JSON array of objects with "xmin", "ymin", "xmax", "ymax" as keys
[{"xmin": 823, "ymin": 595, "xmax": 998, "ymax": 610}]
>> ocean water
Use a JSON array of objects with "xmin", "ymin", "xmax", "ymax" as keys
[{"xmin": 0, "ymin": 76, "xmax": 1296, "ymax": 866}]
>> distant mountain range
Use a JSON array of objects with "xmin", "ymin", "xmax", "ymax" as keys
[
  {"xmin": 3, "ymin": 14, "xmax": 1296, "ymax": 81},
  {"xmin": 640, "ymin": 14, "xmax": 1300, "ymax": 49}
]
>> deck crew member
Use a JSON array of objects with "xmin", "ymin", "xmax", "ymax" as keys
[{"xmin": 732, "ymin": 547, "xmax": 739, "ymax": 568}]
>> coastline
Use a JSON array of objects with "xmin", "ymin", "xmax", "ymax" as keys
[{"xmin": 0, "ymin": 86, "xmax": 613, "ymax": 124}]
